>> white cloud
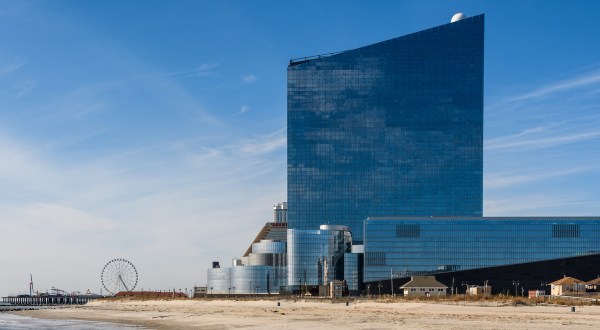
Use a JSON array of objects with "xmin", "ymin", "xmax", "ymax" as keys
[
  {"xmin": 242, "ymin": 74, "xmax": 257, "ymax": 83},
  {"xmin": 239, "ymin": 104, "xmax": 250, "ymax": 114},
  {"xmin": 0, "ymin": 125, "xmax": 286, "ymax": 296},
  {"xmin": 188, "ymin": 63, "xmax": 219, "ymax": 77},
  {"xmin": 485, "ymin": 167, "xmax": 590, "ymax": 189},
  {"xmin": 0, "ymin": 58, "xmax": 26, "ymax": 75},
  {"xmin": 484, "ymin": 195, "xmax": 587, "ymax": 216},
  {"xmin": 485, "ymin": 131, "xmax": 600, "ymax": 151},
  {"xmin": 237, "ymin": 128, "xmax": 286, "ymax": 155},
  {"xmin": 507, "ymin": 70, "xmax": 600, "ymax": 102},
  {"xmin": 0, "ymin": 133, "xmax": 54, "ymax": 189},
  {"xmin": 12, "ymin": 79, "xmax": 38, "ymax": 98}
]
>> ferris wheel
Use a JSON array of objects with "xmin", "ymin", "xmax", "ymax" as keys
[{"xmin": 101, "ymin": 258, "xmax": 138, "ymax": 295}]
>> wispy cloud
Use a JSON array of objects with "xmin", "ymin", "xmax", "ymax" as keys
[
  {"xmin": 242, "ymin": 74, "xmax": 257, "ymax": 83},
  {"xmin": 239, "ymin": 104, "xmax": 250, "ymax": 114},
  {"xmin": 507, "ymin": 69, "xmax": 600, "ymax": 102},
  {"xmin": 28, "ymin": 65, "xmax": 223, "ymax": 127},
  {"xmin": 187, "ymin": 63, "xmax": 220, "ymax": 77},
  {"xmin": 237, "ymin": 128, "xmax": 286, "ymax": 155},
  {"xmin": 11, "ymin": 79, "xmax": 38, "ymax": 98},
  {"xmin": 485, "ymin": 167, "xmax": 591, "ymax": 189},
  {"xmin": 0, "ymin": 125, "xmax": 286, "ymax": 295},
  {"xmin": 484, "ymin": 65, "xmax": 600, "ymax": 219},
  {"xmin": 0, "ymin": 58, "xmax": 26, "ymax": 75},
  {"xmin": 484, "ymin": 194, "xmax": 587, "ymax": 216},
  {"xmin": 183, "ymin": 128, "xmax": 287, "ymax": 162},
  {"xmin": 486, "ymin": 131, "xmax": 600, "ymax": 151},
  {"xmin": 100, "ymin": 63, "xmax": 221, "ymax": 82}
]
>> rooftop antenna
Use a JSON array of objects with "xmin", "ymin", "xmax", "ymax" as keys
[{"xmin": 29, "ymin": 274, "xmax": 34, "ymax": 296}]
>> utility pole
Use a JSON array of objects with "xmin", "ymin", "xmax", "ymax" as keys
[{"xmin": 390, "ymin": 268, "xmax": 394, "ymax": 297}]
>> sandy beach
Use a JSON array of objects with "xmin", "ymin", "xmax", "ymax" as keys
[{"xmin": 11, "ymin": 298, "xmax": 600, "ymax": 329}]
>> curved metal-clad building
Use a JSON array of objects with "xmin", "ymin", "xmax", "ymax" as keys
[
  {"xmin": 230, "ymin": 265, "xmax": 287, "ymax": 294},
  {"xmin": 252, "ymin": 240, "xmax": 286, "ymax": 254},
  {"xmin": 206, "ymin": 267, "xmax": 230, "ymax": 294},
  {"xmin": 207, "ymin": 237, "xmax": 288, "ymax": 294}
]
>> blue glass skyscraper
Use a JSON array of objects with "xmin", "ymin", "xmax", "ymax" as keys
[
  {"xmin": 208, "ymin": 13, "xmax": 600, "ymax": 295},
  {"xmin": 287, "ymin": 15, "xmax": 485, "ymax": 243}
]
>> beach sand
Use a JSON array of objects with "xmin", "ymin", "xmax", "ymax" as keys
[{"xmin": 13, "ymin": 298, "xmax": 600, "ymax": 329}]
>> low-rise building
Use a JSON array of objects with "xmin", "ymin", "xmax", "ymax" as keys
[
  {"xmin": 550, "ymin": 276, "xmax": 585, "ymax": 296},
  {"xmin": 400, "ymin": 276, "xmax": 447, "ymax": 297},
  {"xmin": 528, "ymin": 290, "xmax": 545, "ymax": 298},
  {"xmin": 330, "ymin": 280, "xmax": 343, "ymax": 298},
  {"xmin": 468, "ymin": 285, "xmax": 491, "ymax": 296},
  {"xmin": 585, "ymin": 276, "xmax": 600, "ymax": 292},
  {"xmin": 193, "ymin": 286, "xmax": 207, "ymax": 298}
]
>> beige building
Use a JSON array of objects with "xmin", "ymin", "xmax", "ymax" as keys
[
  {"xmin": 468, "ymin": 285, "xmax": 491, "ymax": 296},
  {"xmin": 550, "ymin": 276, "xmax": 585, "ymax": 296},
  {"xmin": 400, "ymin": 276, "xmax": 447, "ymax": 297},
  {"xmin": 330, "ymin": 280, "xmax": 343, "ymax": 298}
]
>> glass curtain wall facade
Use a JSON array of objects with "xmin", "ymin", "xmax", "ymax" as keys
[
  {"xmin": 363, "ymin": 217, "xmax": 600, "ymax": 283},
  {"xmin": 230, "ymin": 265, "xmax": 287, "ymax": 294},
  {"xmin": 287, "ymin": 15, "xmax": 485, "ymax": 242},
  {"xmin": 343, "ymin": 253, "xmax": 363, "ymax": 292},
  {"xmin": 287, "ymin": 225, "xmax": 351, "ymax": 288}
]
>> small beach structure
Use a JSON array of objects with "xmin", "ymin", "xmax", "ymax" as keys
[
  {"xmin": 550, "ymin": 276, "xmax": 585, "ymax": 296},
  {"xmin": 467, "ymin": 285, "xmax": 491, "ymax": 296},
  {"xmin": 400, "ymin": 276, "xmax": 447, "ymax": 297},
  {"xmin": 585, "ymin": 276, "xmax": 600, "ymax": 292},
  {"xmin": 528, "ymin": 290, "xmax": 545, "ymax": 298}
]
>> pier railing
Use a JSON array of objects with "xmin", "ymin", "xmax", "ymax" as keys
[{"xmin": 1, "ymin": 295, "xmax": 101, "ymax": 306}]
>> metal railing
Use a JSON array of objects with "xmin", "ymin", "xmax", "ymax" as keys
[{"xmin": 289, "ymin": 51, "xmax": 344, "ymax": 65}]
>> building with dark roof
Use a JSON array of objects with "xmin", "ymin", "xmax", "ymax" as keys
[{"xmin": 400, "ymin": 275, "xmax": 447, "ymax": 296}]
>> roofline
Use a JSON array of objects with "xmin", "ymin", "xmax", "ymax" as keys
[
  {"xmin": 288, "ymin": 51, "xmax": 343, "ymax": 66},
  {"xmin": 366, "ymin": 216, "xmax": 600, "ymax": 221},
  {"xmin": 400, "ymin": 284, "xmax": 448, "ymax": 288},
  {"xmin": 288, "ymin": 13, "xmax": 485, "ymax": 68}
]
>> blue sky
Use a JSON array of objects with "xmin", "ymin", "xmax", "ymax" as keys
[{"xmin": 1, "ymin": 1, "xmax": 600, "ymax": 296}]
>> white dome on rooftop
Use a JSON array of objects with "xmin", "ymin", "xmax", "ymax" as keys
[{"xmin": 451, "ymin": 13, "xmax": 466, "ymax": 23}]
